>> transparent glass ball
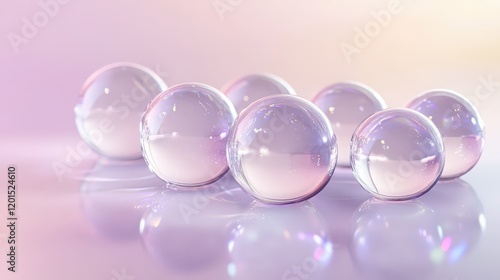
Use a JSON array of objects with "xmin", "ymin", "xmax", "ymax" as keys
[
  {"xmin": 406, "ymin": 90, "xmax": 485, "ymax": 179},
  {"xmin": 227, "ymin": 95, "xmax": 337, "ymax": 204},
  {"xmin": 312, "ymin": 81, "xmax": 386, "ymax": 167},
  {"xmin": 141, "ymin": 83, "xmax": 237, "ymax": 186},
  {"xmin": 351, "ymin": 108, "xmax": 445, "ymax": 200},
  {"xmin": 75, "ymin": 62, "xmax": 167, "ymax": 159},
  {"xmin": 222, "ymin": 73, "xmax": 296, "ymax": 113}
]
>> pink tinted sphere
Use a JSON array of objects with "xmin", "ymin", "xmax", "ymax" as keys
[
  {"xmin": 227, "ymin": 95, "xmax": 337, "ymax": 204},
  {"xmin": 222, "ymin": 74, "xmax": 296, "ymax": 113},
  {"xmin": 406, "ymin": 90, "xmax": 485, "ymax": 179},
  {"xmin": 313, "ymin": 81, "xmax": 386, "ymax": 167},
  {"xmin": 75, "ymin": 62, "xmax": 167, "ymax": 159},
  {"xmin": 141, "ymin": 83, "xmax": 237, "ymax": 186},
  {"xmin": 351, "ymin": 108, "xmax": 445, "ymax": 200}
]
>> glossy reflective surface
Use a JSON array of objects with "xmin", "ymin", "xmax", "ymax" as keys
[
  {"xmin": 406, "ymin": 90, "xmax": 485, "ymax": 179},
  {"xmin": 80, "ymin": 158, "xmax": 165, "ymax": 240},
  {"xmin": 222, "ymin": 74, "xmax": 296, "ymax": 113},
  {"xmin": 227, "ymin": 95, "xmax": 337, "ymax": 204},
  {"xmin": 351, "ymin": 179, "xmax": 484, "ymax": 280},
  {"xmin": 313, "ymin": 81, "xmax": 386, "ymax": 167},
  {"xmin": 227, "ymin": 202, "xmax": 333, "ymax": 279},
  {"xmin": 141, "ymin": 83, "xmax": 237, "ymax": 186},
  {"xmin": 351, "ymin": 108, "xmax": 445, "ymax": 200},
  {"xmin": 75, "ymin": 62, "xmax": 167, "ymax": 159},
  {"xmin": 1, "ymin": 136, "xmax": 496, "ymax": 280},
  {"xmin": 140, "ymin": 175, "xmax": 250, "ymax": 272}
]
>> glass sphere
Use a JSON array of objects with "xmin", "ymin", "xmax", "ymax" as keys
[
  {"xmin": 141, "ymin": 83, "xmax": 237, "ymax": 186},
  {"xmin": 226, "ymin": 95, "xmax": 337, "ymax": 204},
  {"xmin": 75, "ymin": 62, "xmax": 167, "ymax": 159},
  {"xmin": 312, "ymin": 81, "xmax": 386, "ymax": 167},
  {"xmin": 351, "ymin": 108, "xmax": 445, "ymax": 200},
  {"xmin": 222, "ymin": 73, "xmax": 296, "ymax": 113},
  {"xmin": 406, "ymin": 90, "xmax": 485, "ymax": 179}
]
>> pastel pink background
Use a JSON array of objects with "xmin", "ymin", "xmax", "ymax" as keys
[
  {"xmin": 2, "ymin": 0, "xmax": 499, "ymax": 138},
  {"xmin": 1, "ymin": 1, "xmax": 500, "ymax": 279}
]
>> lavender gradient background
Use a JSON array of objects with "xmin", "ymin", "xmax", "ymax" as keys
[{"xmin": 1, "ymin": 0, "xmax": 500, "ymax": 279}]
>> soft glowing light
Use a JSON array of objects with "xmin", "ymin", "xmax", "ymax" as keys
[
  {"xmin": 150, "ymin": 216, "xmax": 161, "ymax": 228},
  {"xmin": 227, "ymin": 263, "xmax": 237, "ymax": 277},
  {"xmin": 228, "ymin": 240, "xmax": 235, "ymax": 252},
  {"xmin": 449, "ymin": 242, "xmax": 468, "ymax": 263},
  {"xmin": 358, "ymin": 236, "xmax": 366, "ymax": 245},
  {"xmin": 431, "ymin": 248, "xmax": 445, "ymax": 263},
  {"xmin": 139, "ymin": 218, "xmax": 146, "ymax": 234},
  {"xmin": 441, "ymin": 237, "xmax": 452, "ymax": 252},
  {"xmin": 314, "ymin": 247, "xmax": 324, "ymax": 260},
  {"xmin": 437, "ymin": 225, "xmax": 443, "ymax": 239},
  {"xmin": 479, "ymin": 213, "xmax": 487, "ymax": 230},
  {"xmin": 259, "ymin": 147, "xmax": 270, "ymax": 156}
]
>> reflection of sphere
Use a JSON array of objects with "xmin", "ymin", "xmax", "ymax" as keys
[
  {"xmin": 313, "ymin": 81, "xmax": 386, "ymax": 167},
  {"xmin": 75, "ymin": 62, "xmax": 167, "ymax": 159},
  {"xmin": 222, "ymin": 73, "xmax": 296, "ymax": 113},
  {"xmin": 140, "ymin": 181, "xmax": 249, "ymax": 271},
  {"xmin": 80, "ymin": 159, "xmax": 164, "ymax": 240},
  {"xmin": 350, "ymin": 200, "xmax": 440, "ymax": 280},
  {"xmin": 227, "ymin": 95, "xmax": 337, "ymax": 204},
  {"xmin": 311, "ymin": 169, "xmax": 370, "ymax": 245},
  {"xmin": 419, "ymin": 179, "xmax": 485, "ymax": 265},
  {"xmin": 406, "ymin": 90, "xmax": 485, "ymax": 179},
  {"xmin": 351, "ymin": 108, "xmax": 445, "ymax": 200},
  {"xmin": 350, "ymin": 180, "xmax": 485, "ymax": 280},
  {"xmin": 227, "ymin": 202, "xmax": 333, "ymax": 280},
  {"xmin": 141, "ymin": 83, "xmax": 237, "ymax": 186},
  {"xmin": 210, "ymin": 172, "xmax": 254, "ymax": 205}
]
